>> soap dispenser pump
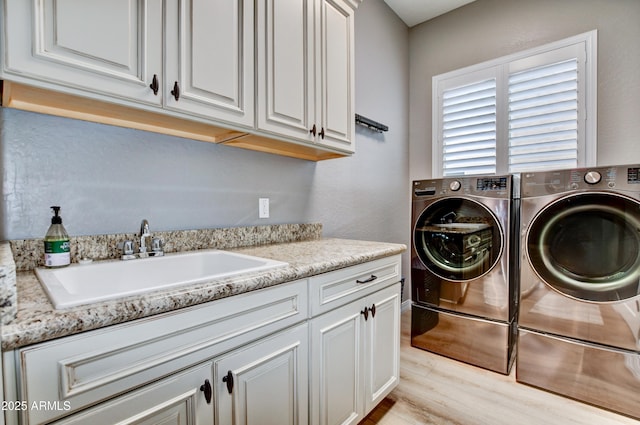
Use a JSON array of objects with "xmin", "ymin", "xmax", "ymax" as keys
[{"xmin": 44, "ymin": 206, "xmax": 70, "ymax": 268}]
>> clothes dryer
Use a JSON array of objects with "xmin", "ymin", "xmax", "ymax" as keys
[
  {"xmin": 411, "ymin": 174, "xmax": 519, "ymax": 374},
  {"xmin": 517, "ymin": 165, "xmax": 640, "ymax": 419}
]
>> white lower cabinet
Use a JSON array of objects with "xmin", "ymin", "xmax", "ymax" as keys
[
  {"xmin": 309, "ymin": 256, "xmax": 402, "ymax": 425},
  {"xmin": 54, "ymin": 323, "xmax": 309, "ymax": 425},
  {"xmin": 310, "ymin": 299, "xmax": 363, "ymax": 425},
  {"xmin": 363, "ymin": 283, "xmax": 401, "ymax": 414},
  {"xmin": 2, "ymin": 255, "xmax": 402, "ymax": 425},
  {"xmin": 6, "ymin": 279, "xmax": 307, "ymax": 425},
  {"xmin": 214, "ymin": 323, "xmax": 309, "ymax": 425}
]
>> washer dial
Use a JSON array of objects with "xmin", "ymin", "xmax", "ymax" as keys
[{"xmin": 584, "ymin": 171, "xmax": 602, "ymax": 184}]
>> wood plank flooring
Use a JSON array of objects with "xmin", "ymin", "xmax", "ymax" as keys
[{"xmin": 360, "ymin": 309, "xmax": 640, "ymax": 425}]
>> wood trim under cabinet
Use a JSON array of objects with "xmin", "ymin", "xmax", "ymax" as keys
[
  {"xmin": 222, "ymin": 133, "xmax": 347, "ymax": 162},
  {"xmin": 0, "ymin": 81, "xmax": 348, "ymax": 161},
  {"xmin": 1, "ymin": 81, "xmax": 246, "ymax": 143}
]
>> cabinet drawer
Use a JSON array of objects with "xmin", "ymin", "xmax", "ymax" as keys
[
  {"xmin": 309, "ymin": 255, "xmax": 401, "ymax": 316},
  {"xmin": 17, "ymin": 279, "xmax": 307, "ymax": 424}
]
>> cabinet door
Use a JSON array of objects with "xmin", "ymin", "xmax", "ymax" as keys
[
  {"xmin": 317, "ymin": 0, "xmax": 355, "ymax": 152},
  {"xmin": 214, "ymin": 324, "xmax": 309, "ymax": 425},
  {"xmin": 363, "ymin": 282, "xmax": 401, "ymax": 413},
  {"xmin": 164, "ymin": 0, "xmax": 254, "ymax": 127},
  {"xmin": 256, "ymin": 0, "xmax": 315, "ymax": 141},
  {"xmin": 3, "ymin": 0, "xmax": 163, "ymax": 105},
  {"xmin": 310, "ymin": 301, "xmax": 364, "ymax": 425},
  {"xmin": 53, "ymin": 361, "xmax": 214, "ymax": 425}
]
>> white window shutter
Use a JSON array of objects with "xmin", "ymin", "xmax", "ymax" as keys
[
  {"xmin": 508, "ymin": 59, "xmax": 579, "ymax": 172},
  {"xmin": 441, "ymin": 78, "xmax": 497, "ymax": 176},
  {"xmin": 432, "ymin": 31, "xmax": 596, "ymax": 177}
]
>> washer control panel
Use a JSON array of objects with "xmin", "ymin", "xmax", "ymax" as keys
[{"xmin": 522, "ymin": 165, "xmax": 640, "ymax": 197}]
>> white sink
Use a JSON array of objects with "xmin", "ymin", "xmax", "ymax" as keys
[{"xmin": 35, "ymin": 250, "xmax": 288, "ymax": 309}]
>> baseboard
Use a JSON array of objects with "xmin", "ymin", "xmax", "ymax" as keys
[{"xmin": 401, "ymin": 299, "xmax": 412, "ymax": 312}]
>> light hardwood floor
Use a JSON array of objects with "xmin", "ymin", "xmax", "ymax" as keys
[{"xmin": 360, "ymin": 309, "xmax": 640, "ymax": 425}]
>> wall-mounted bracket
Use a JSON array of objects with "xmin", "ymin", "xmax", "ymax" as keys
[{"xmin": 355, "ymin": 114, "xmax": 388, "ymax": 133}]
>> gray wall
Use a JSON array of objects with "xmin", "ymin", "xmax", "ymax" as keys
[
  {"xmin": 409, "ymin": 0, "xmax": 640, "ymax": 180},
  {"xmin": 0, "ymin": 0, "xmax": 411, "ymax": 284}
]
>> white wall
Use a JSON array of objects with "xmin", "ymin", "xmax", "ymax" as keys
[
  {"xmin": 409, "ymin": 0, "xmax": 640, "ymax": 180},
  {"xmin": 0, "ymin": 0, "xmax": 411, "ymax": 295}
]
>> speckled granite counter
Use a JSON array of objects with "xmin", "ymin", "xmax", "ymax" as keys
[{"xmin": 2, "ymin": 238, "xmax": 406, "ymax": 350}]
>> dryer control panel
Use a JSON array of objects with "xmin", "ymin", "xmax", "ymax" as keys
[
  {"xmin": 477, "ymin": 177, "xmax": 508, "ymax": 191},
  {"xmin": 628, "ymin": 167, "xmax": 640, "ymax": 184},
  {"xmin": 413, "ymin": 175, "xmax": 513, "ymax": 200}
]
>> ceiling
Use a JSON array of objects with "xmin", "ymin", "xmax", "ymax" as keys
[{"xmin": 383, "ymin": 0, "xmax": 477, "ymax": 27}]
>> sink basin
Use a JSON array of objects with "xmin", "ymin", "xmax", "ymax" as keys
[{"xmin": 35, "ymin": 250, "xmax": 288, "ymax": 309}]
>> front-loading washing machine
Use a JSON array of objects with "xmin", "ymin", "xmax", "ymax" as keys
[
  {"xmin": 517, "ymin": 165, "xmax": 640, "ymax": 419},
  {"xmin": 411, "ymin": 174, "xmax": 519, "ymax": 374}
]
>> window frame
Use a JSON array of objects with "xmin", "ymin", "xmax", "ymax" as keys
[{"xmin": 432, "ymin": 30, "xmax": 597, "ymax": 177}]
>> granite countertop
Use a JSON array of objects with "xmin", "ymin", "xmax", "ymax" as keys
[{"xmin": 2, "ymin": 238, "xmax": 406, "ymax": 350}]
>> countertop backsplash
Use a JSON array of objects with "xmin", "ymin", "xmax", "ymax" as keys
[{"xmin": 9, "ymin": 223, "xmax": 323, "ymax": 272}]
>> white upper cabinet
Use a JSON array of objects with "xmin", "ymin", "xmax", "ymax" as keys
[
  {"xmin": 256, "ymin": 0, "xmax": 356, "ymax": 153},
  {"xmin": 3, "ymin": 0, "xmax": 163, "ymax": 105},
  {"xmin": 1, "ymin": 0, "xmax": 360, "ymax": 159},
  {"xmin": 317, "ymin": 0, "xmax": 356, "ymax": 152},
  {"xmin": 164, "ymin": 0, "xmax": 254, "ymax": 127},
  {"xmin": 256, "ymin": 0, "xmax": 314, "ymax": 142}
]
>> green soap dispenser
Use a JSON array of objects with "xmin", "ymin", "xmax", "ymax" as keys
[{"xmin": 44, "ymin": 206, "xmax": 70, "ymax": 268}]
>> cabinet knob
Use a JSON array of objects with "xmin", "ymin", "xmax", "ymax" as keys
[
  {"xmin": 370, "ymin": 303, "xmax": 376, "ymax": 318},
  {"xmin": 309, "ymin": 124, "xmax": 317, "ymax": 137},
  {"xmin": 171, "ymin": 81, "xmax": 180, "ymax": 101},
  {"xmin": 149, "ymin": 74, "xmax": 159, "ymax": 95},
  {"xmin": 222, "ymin": 370, "xmax": 234, "ymax": 394},
  {"xmin": 319, "ymin": 127, "xmax": 325, "ymax": 139},
  {"xmin": 200, "ymin": 379, "xmax": 212, "ymax": 404},
  {"xmin": 360, "ymin": 307, "xmax": 369, "ymax": 321}
]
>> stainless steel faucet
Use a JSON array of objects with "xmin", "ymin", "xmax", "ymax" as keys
[{"xmin": 120, "ymin": 219, "xmax": 163, "ymax": 260}]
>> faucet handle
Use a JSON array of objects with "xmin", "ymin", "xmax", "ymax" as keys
[
  {"xmin": 122, "ymin": 240, "xmax": 134, "ymax": 255},
  {"xmin": 152, "ymin": 238, "xmax": 164, "ymax": 253},
  {"xmin": 118, "ymin": 240, "xmax": 133, "ymax": 255},
  {"xmin": 118, "ymin": 240, "xmax": 136, "ymax": 260}
]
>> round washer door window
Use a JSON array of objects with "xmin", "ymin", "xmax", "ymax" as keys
[
  {"xmin": 527, "ymin": 192, "xmax": 640, "ymax": 302},
  {"xmin": 414, "ymin": 198, "xmax": 503, "ymax": 281}
]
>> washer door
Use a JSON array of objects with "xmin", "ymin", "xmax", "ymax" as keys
[
  {"xmin": 527, "ymin": 192, "xmax": 640, "ymax": 302},
  {"xmin": 414, "ymin": 198, "xmax": 503, "ymax": 281}
]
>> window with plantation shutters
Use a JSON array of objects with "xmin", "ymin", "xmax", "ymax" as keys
[
  {"xmin": 442, "ymin": 78, "xmax": 497, "ymax": 176},
  {"xmin": 432, "ymin": 31, "xmax": 596, "ymax": 177}
]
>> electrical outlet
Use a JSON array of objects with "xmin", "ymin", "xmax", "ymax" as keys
[{"xmin": 259, "ymin": 198, "xmax": 270, "ymax": 218}]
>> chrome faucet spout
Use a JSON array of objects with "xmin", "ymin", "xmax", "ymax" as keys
[{"xmin": 139, "ymin": 219, "xmax": 151, "ymax": 253}]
